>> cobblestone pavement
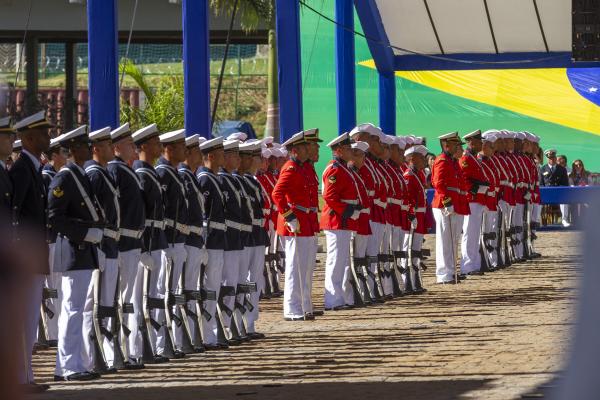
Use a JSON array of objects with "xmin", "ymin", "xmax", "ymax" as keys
[{"xmin": 31, "ymin": 230, "xmax": 581, "ymax": 400}]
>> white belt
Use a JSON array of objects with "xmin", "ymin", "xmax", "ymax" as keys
[
  {"xmin": 240, "ymin": 223, "xmax": 252, "ymax": 233},
  {"xmin": 360, "ymin": 208, "xmax": 370, "ymax": 214},
  {"xmin": 204, "ymin": 221, "xmax": 226, "ymax": 231},
  {"xmin": 262, "ymin": 208, "xmax": 270, "ymax": 215},
  {"xmin": 225, "ymin": 220, "xmax": 241, "ymax": 230},
  {"xmin": 367, "ymin": 190, "xmax": 375, "ymax": 196},
  {"xmin": 388, "ymin": 198, "xmax": 403, "ymax": 206},
  {"xmin": 188, "ymin": 225, "xmax": 203, "ymax": 235},
  {"xmin": 400, "ymin": 205, "xmax": 409, "ymax": 211},
  {"xmin": 487, "ymin": 191, "xmax": 497, "ymax": 197},
  {"xmin": 373, "ymin": 199, "xmax": 387, "ymax": 209},
  {"xmin": 104, "ymin": 228, "xmax": 120, "ymax": 240},
  {"xmin": 145, "ymin": 219, "xmax": 166, "ymax": 229},
  {"xmin": 495, "ymin": 187, "xmax": 500, "ymax": 193},
  {"xmin": 341, "ymin": 199, "xmax": 358, "ymax": 205},
  {"xmin": 415, "ymin": 207, "xmax": 426, "ymax": 213},
  {"xmin": 165, "ymin": 219, "xmax": 190, "ymax": 235},
  {"xmin": 447, "ymin": 187, "xmax": 467, "ymax": 196},
  {"xmin": 252, "ymin": 218, "xmax": 265, "ymax": 227},
  {"xmin": 120, "ymin": 228, "xmax": 143, "ymax": 239},
  {"xmin": 289, "ymin": 204, "xmax": 311, "ymax": 213}
]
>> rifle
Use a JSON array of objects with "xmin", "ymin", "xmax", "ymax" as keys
[
  {"xmin": 407, "ymin": 225, "xmax": 426, "ymax": 293},
  {"xmin": 177, "ymin": 261, "xmax": 198, "ymax": 354},
  {"xmin": 90, "ymin": 269, "xmax": 111, "ymax": 372},
  {"xmin": 348, "ymin": 233, "xmax": 368, "ymax": 307}
]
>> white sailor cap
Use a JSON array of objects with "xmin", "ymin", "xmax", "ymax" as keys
[
  {"xmin": 349, "ymin": 123, "xmax": 380, "ymax": 139},
  {"xmin": 503, "ymin": 130, "xmax": 516, "ymax": 139},
  {"xmin": 13, "ymin": 110, "xmax": 53, "ymax": 132},
  {"xmin": 483, "ymin": 133, "xmax": 498, "ymax": 143},
  {"xmin": 514, "ymin": 131, "xmax": 526, "ymax": 140},
  {"xmin": 48, "ymin": 134, "xmax": 64, "ymax": 150},
  {"xmin": 0, "ymin": 116, "xmax": 14, "ymax": 134},
  {"xmin": 393, "ymin": 136, "xmax": 407, "ymax": 149},
  {"xmin": 12, "ymin": 139, "xmax": 22, "ymax": 152},
  {"xmin": 380, "ymin": 134, "xmax": 395, "ymax": 145},
  {"xmin": 327, "ymin": 132, "xmax": 352, "ymax": 148},
  {"xmin": 462, "ymin": 130, "xmax": 482, "ymax": 141},
  {"xmin": 261, "ymin": 148, "xmax": 272, "ymax": 158},
  {"xmin": 526, "ymin": 132, "xmax": 540, "ymax": 143},
  {"xmin": 303, "ymin": 128, "xmax": 322, "ymax": 143},
  {"xmin": 544, "ymin": 148, "xmax": 557, "ymax": 157},
  {"xmin": 282, "ymin": 131, "xmax": 308, "ymax": 149},
  {"xmin": 59, "ymin": 125, "xmax": 89, "ymax": 146},
  {"xmin": 278, "ymin": 148, "xmax": 288, "ymax": 158},
  {"xmin": 185, "ymin": 134, "xmax": 200, "ymax": 148},
  {"xmin": 438, "ymin": 131, "xmax": 463, "ymax": 143},
  {"xmin": 482, "ymin": 129, "xmax": 499, "ymax": 139},
  {"xmin": 110, "ymin": 123, "xmax": 131, "ymax": 142},
  {"xmin": 404, "ymin": 135, "xmax": 415, "ymax": 145},
  {"xmin": 89, "ymin": 127, "xmax": 112, "ymax": 143},
  {"xmin": 159, "ymin": 129, "xmax": 186, "ymax": 144},
  {"xmin": 271, "ymin": 142, "xmax": 283, "ymax": 149},
  {"xmin": 351, "ymin": 141, "xmax": 369, "ymax": 153},
  {"xmin": 262, "ymin": 136, "xmax": 274, "ymax": 147},
  {"xmin": 405, "ymin": 144, "xmax": 429, "ymax": 157},
  {"xmin": 412, "ymin": 136, "xmax": 424, "ymax": 145},
  {"xmin": 199, "ymin": 136, "xmax": 224, "ymax": 153},
  {"xmin": 132, "ymin": 124, "xmax": 160, "ymax": 144},
  {"xmin": 223, "ymin": 139, "xmax": 240, "ymax": 152},
  {"xmin": 226, "ymin": 131, "xmax": 247, "ymax": 142},
  {"xmin": 239, "ymin": 140, "xmax": 262, "ymax": 155}
]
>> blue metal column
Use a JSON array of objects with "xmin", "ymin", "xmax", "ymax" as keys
[
  {"xmin": 275, "ymin": 0, "xmax": 303, "ymax": 142},
  {"xmin": 87, "ymin": 0, "xmax": 119, "ymax": 129},
  {"xmin": 379, "ymin": 72, "xmax": 396, "ymax": 134},
  {"xmin": 183, "ymin": 0, "xmax": 211, "ymax": 138},
  {"xmin": 335, "ymin": 0, "xmax": 357, "ymax": 134}
]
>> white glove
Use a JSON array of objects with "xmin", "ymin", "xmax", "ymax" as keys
[
  {"xmin": 84, "ymin": 228, "xmax": 103, "ymax": 244},
  {"xmin": 199, "ymin": 248, "xmax": 209, "ymax": 267},
  {"xmin": 477, "ymin": 185, "xmax": 489, "ymax": 194},
  {"xmin": 97, "ymin": 250, "xmax": 106, "ymax": 272},
  {"xmin": 523, "ymin": 192, "xmax": 532, "ymax": 201},
  {"xmin": 411, "ymin": 218, "xmax": 418, "ymax": 230},
  {"xmin": 442, "ymin": 206, "xmax": 454, "ymax": 217},
  {"xmin": 286, "ymin": 219, "xmax": 300, "ymax": 233},
  {"xmin": 163, "ymin": 246, "xmax": 175, "ymax": 262},
  {"xmin": 140, "ymin": 252, "xmax": 155, "ymax": 270},
  {"xmin": 350, "ymin": 210, "xmax": 361, "ymax": 220}
]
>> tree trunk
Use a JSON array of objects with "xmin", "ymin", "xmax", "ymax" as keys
[{"xmin": 265, "ymin": 28, "xmax": 280, "ymax": 141}]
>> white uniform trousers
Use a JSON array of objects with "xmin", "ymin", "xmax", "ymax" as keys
[
  {"xmin": 20, "ymin": 274, "xmax": 45, "ymax": 384},
  {"xmin": 246, "ymin": 245, "xmax": 265, "ymax": 333},
  {"xmin": 96, "ymin": 251, "xmax": 119, "ymax": 367},
  {"xmin": 353, "ymin": 234, "xmax": 369, "ymax": 258},
  {"xmin": 560, "ymin": 204, "xmax": 570, "ymax": 225},
  {"xmin": 282, "ymin": 236, "xmax": 313, "ymax": 319},
  {"xmin": 118, "ymin": 249, "xmax": 143, "ymax": 359},
  {"xmin": 402, "ymin": 232, "xmax": 424, "ymax": 288},
  {"xmin": 306, "ymin": 235, "xmax": 318, "ymax": 313},
  {"xmin": 236, "ymin": 247, "xmax": 252, "ymax": 314},
  {"xmin": 532, "ymin": 203, "xmax": 542, "ymax": 224},
  {"xmin": 221, "ymin": 250, "xmax": 242, "ymax": 330},
  {"xmin": 365, "ymin": 221, "xmax": 385, "ymax": 297},
  {"xmin": 146, "ymin": 250, "xmax": 166, "ymax": 355},
  {"xmin": 45, "ymin": 243, "xmax": 60, "ymax": 342},
  {"xmin": 162, "ymin": 243, "xmax": 187, "ymax": 351},
  {"xmin": 55, "ymin": 269, "xmax": 94, "ymax": 377},
  {"xmin": 482, "ymin": 209, "xmax": 499, "ymax": 268},
  {"xmin": 391, "ymin": 226, "xmax": 406, "ymax": 255},
  {"xmin": 177, "ymin": 245, "xmax": 202, "ymax": 347},
  {"xmin": 433, "ymin": 208, "xmax": 464, "ymax": 283},
  {"xmin": 461, "ymin": 202, "xmax": 485, "ymax": 274},
  {"xmin": 323, "ymin": 230, "xmax": 352, "ymax": 309},
  {"xmin": 513, "ymin": 203, "xmax": 525, "ymax": 259},
  {"xmin": 201, "ymin": 249, "xmax": 224, "ymax": 345},
  {"xmin": 380, "ymin": 224, "xmax": 394, "ymax": 296}
]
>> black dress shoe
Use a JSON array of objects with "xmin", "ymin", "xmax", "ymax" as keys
[
  {"xmin": 203, "ymin": 343, "xmax": 223, "ymax": 351},
  {"xmin": 247, "ymin": 332, "xmax": 266, "ymax": 340},
  {"xmin": 94, "ymin": 367, "xmax": 117, "ymax": 375},
  {"xmin": 227, "ymin": 338, "xmax": 243, "ymax": 346},
  {"xmin": 312, "ymin": 310, "xmax": 324, "ymax": 316},
  {"xmin": 467, "ymin": 271, "xmax": 485, "ymax": 276},
  {"xmin": 193, "ymin": 345, "xmax": 205, "ymax": 353},
  {"xmin": 304, "ymin": 312, "xmax": 315, "ymax": 320},
  {"xmin": 21, "ymin": 383, "xmax": 49, "ymax": 393},
  {"xmin": 436, "ymin": 280, "xmax": 460, "ymax": 285},
  {"xmin": 173, "ymin": 350, "xmax": 186, "ymax": 359},
  {"xmin": 125, "ymin": 358, "xmax": 146, "ymax": 369},
  {"xmin": 47, "ymin": 339, "xmax": 58, "ymax": 348},
  {"xmin": 458, "ymin": 273, "xmax": 467, "ymax": 280},
  {"xmin": 151, "ymin": 355, "xmax": 169, "ymax": 364},
  {"xmin": 56, "ymin": 371, "xmax": 101, "ymax": 382}
]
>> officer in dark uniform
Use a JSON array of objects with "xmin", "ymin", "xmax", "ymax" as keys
[
  {"xmin": 10, "ymin": 111, "xmax": 51, "ymax": 391},
  {"xmin": 197, "ymin": 136, "xmax": 228, "ymax": 349},
  {"xmin": 48, "ymin": 125, "xmax": 102, "ymax": 381},
  {"xmin": 131, "ymin": 124, "xmax": 171, "ymax": 363},
  {"xmin": 0, "ymin": 117, "xmax": 15, "ymax": 215},
  {"xmin": 156, "ymin": 129, "xmax": 190, "ymax": 353},
  {"xmin": 84, "ymin": 127, "xmax": 121, "ymax": 369},
  {"xmin": 107, "ymin": 123, "xmax": 146, "ymax": 363},
  {"xmin": 540, "ymin": 149, "xmax": 569, "ymax": 187},
  {"xmin": 178, "ymin": 134, "xmax": 208, "ymax": 350}
]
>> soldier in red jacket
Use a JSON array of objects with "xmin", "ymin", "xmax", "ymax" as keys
[
  {"xmin": 458, "ymin": 130, "xmax": 490, "ymax": 276},
  {"xmin": 321, "ymin": 133, "xmax": 360, "ymax": 310},
  {"xmin": 480, "ymin": 131, "xmax": 501, "ymax": 269},
  {"xmin": 271, "ymin": 131, "xmax": 315, "ymax": 321},
  {"xmin": 523, "ymin": 132, "xmax": 542, "ymax": 258},
  {"xmin": 349, "ymin": 123, "xmax": 386, "ymax": 302},
  {"xmin": 432, "ymin": 132, "xmax": 466, "ymax": 284}
]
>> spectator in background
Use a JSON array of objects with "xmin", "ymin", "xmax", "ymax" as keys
[
  {"xmin": 425, "ymin": 153, "xmax": 436, "ymax": 187},
  {"xmin": 557, "ymin": 155, "xmax": 571, "ymax": 227},
  {"xmin": 570, "ymin": 159, "xmax": 590, "ymax": 187},
  {"xmin": 540, "ymin": 149, "xmax": 570, "ymax": 227}
]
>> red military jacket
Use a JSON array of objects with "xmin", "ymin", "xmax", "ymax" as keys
[
  {"xmin": 403, "ymin": 166, "xmax": 428, "ymax": 234},
  {"xmin": 479, "ymin": 155, "xmax": 499, "ymax": 212},
  {"xmin": 459, "ymin": 148, "xmax": 489, "ymax": 206},
  {"xmin": 320, "ymin": 158, "xmax": 359, "ymax": 231},
  {"xmin": 350, "ymin": 165, "xmax": 372, "ymax": 235},
  {"xmin": 388, "ymin": 160, "xmax": 410, "ymax": 230},
  {"xmin": 431, "ymin": 151, "xmax": 470, "ymax": 215},
  {"xmin": 505, "ymin": 152, "xmax": 525, "ymax": 204},
  {"xmin": 364, "ymin": 156, "xmax": 387, "ymax": 224},
  {"xmin": 380, "ymin": 161, "xmax": 402, "ymax": 227},
  {"xmin": 255, "ymin": 171, "xmax": 273, "ymax": 231},
  {"xmin": 272, "ymin": 158, "xmax": 314, "ymax": 237},
  {"xmin": 494, "ymin": 153, "xmax": 516, "ymax": 206},
  {"xmin": 303, "ymin": 161, "xmax": 320, "ymax": 235}
]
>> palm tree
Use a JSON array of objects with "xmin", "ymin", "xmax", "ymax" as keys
[{"xmin": 210, "ymin": 0, "xmax": 278, "ymax": 140}]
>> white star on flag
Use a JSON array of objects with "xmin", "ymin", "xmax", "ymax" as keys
[{"xmin": 589, "ymin": 87, "xmax": 598, "ymax": 93}]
